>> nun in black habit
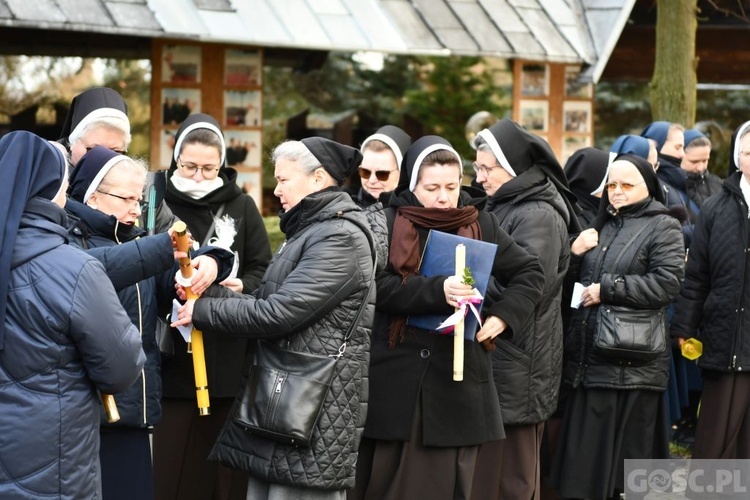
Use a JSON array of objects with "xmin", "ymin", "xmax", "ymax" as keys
[
  {"xmin": 352, "ymin": 135, "xmax": 545, "ymax": 500},
  {"xmin": 550, "ymin": 154, "xmax": 684, "ymax": 500}
]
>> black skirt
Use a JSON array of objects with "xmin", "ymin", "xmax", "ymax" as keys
[{"xmin": 548, "ymin": 386, "xmax": 669, "ymax": 500}]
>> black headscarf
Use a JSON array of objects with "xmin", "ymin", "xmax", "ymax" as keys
[
  {"xmin": 563, "ymin": 147, "xmax": 608, "ymax": 216},
  {"xmin": 360, "ymin": 125, "xmax": 412, "ymax": 169},
  {"xmin": 476, "ymin": 118, "xmax": 581, "ymax": 233},
  {"xmin": 58, "ymin": 87, "xmax": 129, "ymax": 147},
  {"xmin": 0, "ymin": 131, "xmax": 67, "ymax": 350},
  {"xmin": 169, "ymin": 113, "xmax": 227, "ymax": 171},
  {"xmin": 396, "ymin": 135, "xmax": 463, "ymax": 195},
  {"xmin": 68, "ymin": 146, "xmax": 127, "ymax": 203},
  {"xmin": 592, "ymin": 153, "xmax": 665, "ymax": 231},
  {"xmin": 301, "ymin": 137, "xmax": 363, "ymax": 186}
]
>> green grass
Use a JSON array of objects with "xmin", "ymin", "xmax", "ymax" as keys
[{"xmin": 263, "ymin": 216, "xmax": 285, "ymax": 254}]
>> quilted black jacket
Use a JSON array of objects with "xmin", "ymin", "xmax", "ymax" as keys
[
  {"xmin": 564, "ymin": 198, "xmax": 685, "ymax": 390},
  {"xmin": 199, "ymin": 189, "xmax": 379, "ymax": 490},
  {"xmin": 672, "ymin": 172, "xmax": 750, "ymax": 372}
]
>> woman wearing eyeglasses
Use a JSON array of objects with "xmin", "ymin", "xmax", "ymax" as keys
[
  {"xmin": 468, "ymin": 119, "xmax": 581, "ymax": 500},
  {"xmin": 65, "ymin": 145, "xmax": 233, "ymax": 500},
  {"xmin": 349, "ymin": 125, "xmax": 411, "ymax": 208},
  {"xmin": 549, "ymin": 154, "xmax": 685, "ymax": 500},
  {"xmin": 156, "ymin": 113, "xmax": 271, "ymax": 500}
]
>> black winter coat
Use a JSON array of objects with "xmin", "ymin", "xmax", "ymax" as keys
[
  {"xmin": 201, "ymin": 189, "xmax": 377, "ymax": 491},
  {"xmin": 365, "ymin": 189, "xmax": 545, "ymax": 446},
  {"xmin": 685, "ymin": 170, "xmax": 723, "ymax": 208},
  {"xmin": 672, "ymin": 173, "xmax": 750, "ymax": 372},
  {"xmin": 163, "ymin": 166, "xmax": 271, "ymax": 398},
  {"xmin": 564, "ymin": 198, "xmax": 685, "ymax": 390},
  {"xmin": 486, "ymin": 177, "xmax": 571, "ymax": 425}
]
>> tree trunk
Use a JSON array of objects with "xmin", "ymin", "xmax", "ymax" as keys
[{"xmin": 649, "ymin": 0, "xmax": 698, "ymax": 125}]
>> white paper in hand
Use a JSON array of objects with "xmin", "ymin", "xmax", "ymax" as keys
[
  {"xmin": 171, "ymin": 299, "xmax": 193, "ymax": 343},
  {"xmin": 571, "ymin": 282, "xmax": 585, "ymax": 309}
]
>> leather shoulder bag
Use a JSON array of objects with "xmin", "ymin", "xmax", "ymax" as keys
[{"xmin": 233, "ymin": 215, "xmax": 376, "ymax": 447}]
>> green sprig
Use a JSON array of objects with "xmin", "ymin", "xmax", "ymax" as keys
[{"xmin": 462, "ymin": 266, "xmax": 475, "ymax": 287}]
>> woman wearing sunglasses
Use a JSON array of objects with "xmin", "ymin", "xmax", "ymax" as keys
[
  {"xmin": 350, "ymin": 125, "xmax": 411, "ymax": 207},
  {"xmin": 550, "ymin": 154, "xmax": 685, "ymax": 500}
]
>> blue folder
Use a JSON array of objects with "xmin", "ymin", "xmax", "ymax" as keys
[{"xmin": 406, "ymin": 229, "xmax": 498, "ymax": 340}]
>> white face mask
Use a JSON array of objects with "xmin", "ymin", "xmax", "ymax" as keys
[{"xmin": 170, "ymin": 170, "xmax": 224, "ymax": 199}]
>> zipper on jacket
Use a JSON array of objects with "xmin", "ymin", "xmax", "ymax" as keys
[
  {"xmin": 729, "ymin": 198, "xmax": 750, "ymax": 371},
  {"xmin": 136, "ymin": 281, "xmax": 147, "ymax": 425}
]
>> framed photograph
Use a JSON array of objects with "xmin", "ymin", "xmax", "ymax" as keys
[
  {"xmin": 235, "ymin": 169, "xmax": 263, "ymax": 208},
  {"xmin": 521, "ymin": 63, "xmax": 549, "ymax": 97},
  {"xmin": 162, "ymin": 45, "xmax": 201, "ymax": 84},
  {"xmin": 563, "ymin": 101, "xmax": 592, "ymax": 134},
  {"xmin": 225, "ymin": 48, "xmax": 262, "ymax": 86},
  {"xmin": 162, "ymin": 88, "xmax": 201, "ymax": 126},
  {"xmin": 225, "ymin": 90, "xmax": 262, "ymax": 127},
  {"xmin": 159, "ymin": 129, "xmax": 177, "ymax": 169},
  {"xmin": 562, "ymin": 136, "xmax": 591, "ymax": 163},
  {"xmin": 565, "ymin": 65, "xmax": 593, "ymax": 98},
  {"xmin": 519, "ymin": 100, "xmax": 549, "ymax": 132},
  {"xmin": 224, "ymin": 130, "xmax": 262, "ymax": 168}
]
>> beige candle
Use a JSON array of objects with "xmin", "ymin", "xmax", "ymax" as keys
[{"xmin": 454, "ymin": 244, "xmax": 465, "ymax": 381}]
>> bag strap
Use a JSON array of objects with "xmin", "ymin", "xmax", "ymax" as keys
[
  {"xmin": 329, "ymin": 213, "xmax": 378, "ymax": 357},
  {"xmin": 201, "ymin": 203, "xmax": 227, "ymax": 248}
]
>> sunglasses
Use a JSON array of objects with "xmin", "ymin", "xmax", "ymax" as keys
[
  {"xmin": 358, "ymin": 167, "xmax": 393, "ymax": 182},
  {"xmin": 604, "ymin": 181, "xmax": 644, "ymax": 192}
]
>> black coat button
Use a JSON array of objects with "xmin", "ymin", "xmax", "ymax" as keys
[{"xmin": 420, "ymin": 349, "xmax": 430, "ymax": 359}]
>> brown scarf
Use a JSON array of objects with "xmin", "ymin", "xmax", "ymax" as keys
[{"xmin": 388, "ymin": 205, "xmax": 482, "ymax": 348}]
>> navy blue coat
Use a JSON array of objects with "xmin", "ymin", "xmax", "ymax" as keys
[{"xmin": 2, "ymin": 205, "xmax": 145, "ymax": 499}]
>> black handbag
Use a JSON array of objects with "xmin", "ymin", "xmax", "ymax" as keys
[
  {"xmin": 595, "ymin": 305, "xmax": 666, "ymax": 361},
  {"xmin": 233, "ymin": 215, "xmax": 376, "ymax": 447},
  {"xmin": 590, "ymin": 217, "xmax": 666, "ymax": 362}
]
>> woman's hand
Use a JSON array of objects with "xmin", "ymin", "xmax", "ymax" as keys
[
  {"xmin": 443, "ymin": 275, "xmax": 473, "ymax": 307},
  {"xmin": 170, "ymin": 299, "xmax": 195, "ymax": 327},
  {"xmin": 581, "ymin": 283, "xmax": 601, "ymax": 307},
  {"xmin": 476, "ymin": 315, "xmax": 508, "ymax": 343},
  {"xmin": 571, "ymin": 228, "xmax": 599, "ymax": 256},
  {"xmin": 221, "ymin": 278, "xmax": 244, "ymax": 293},
  {"xmin": 191, "ymin": 256, "xmax": 218, "ymax": 295}
]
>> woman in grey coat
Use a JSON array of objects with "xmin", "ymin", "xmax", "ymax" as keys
[{"xmin": 172, "ymin": 137, "xmax": 379, "ymax": 499}]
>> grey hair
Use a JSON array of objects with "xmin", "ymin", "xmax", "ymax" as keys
[
  {"xmin": 99, "ymin": 156, "xmax": 148, "ymax": 191},
  {"xmin": 271, "ymin": 140, "xmax": 321, "ymax": 175},
  {"xmin": 471, "ymin": 134, "xmax": 492, "ymax": 153},
  {"xmin": 686, "ymin": 135, "xmax": 712, "ymax": 150},
  {"xmin": 70, "ymin": 117, "xmax": 132, "ymax": 150}
]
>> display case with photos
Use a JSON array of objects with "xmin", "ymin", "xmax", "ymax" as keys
[
  {"xmin": 162, "ymin": 45, "xmax": 202, "ymax": 84},
  {"xmin": 521, "ymin": 63, "xmax": 549, "ymax": 97},
  {"xmin": 519, "ymin": 100, "xmax": 549, "ymax": 132},
  {"xmin": 564, "ymin": 65, "xmax": 593, "ymax": 98},
  {"xmin": 236, "ymin": 169, "xmax": 263, "ymax": 207},
  {"xmin": 224, "ymin": 130, "xmax": 262, "ymax": 168},
  {"xmin": 563, "ymin": 101, "xmax": 592, "ymax": 134},
  {"xmin": 161, "ymin": 88, "xmax": 201, "ymax": 126},
  {"xmin": 225, "ymin": 90, "xmax": 262, "ymax": 127},
  {"xmin": 225, "ymin": 48, "xmax": 262, "ymax": 87}
]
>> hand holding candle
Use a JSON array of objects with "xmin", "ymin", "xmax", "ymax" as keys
[{"xmin": 172, "ymin": 221, "xmax": 211, "ymax": 416}]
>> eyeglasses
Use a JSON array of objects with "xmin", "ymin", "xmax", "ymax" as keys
[
  {"xmin": 178, "ymin": 158, "xmax": 220, "ymax": 176},
  {"xmin": 358, "ymin": 167, "xmax": 393, "ymax": 182},
  {"xmin": 604, "ymin": 181, "xmax": 645, "ymax": 192},
  {"xmin": 85, "ymin": 146, "xmax": 127, "ymax": 155},
  {"xmin": 472, "ymin": 162, "xmax": 503, "ymax": 176},
  {"xmin": 96, "ymin": 190, "xmax": 148, "ymax": 212}
]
